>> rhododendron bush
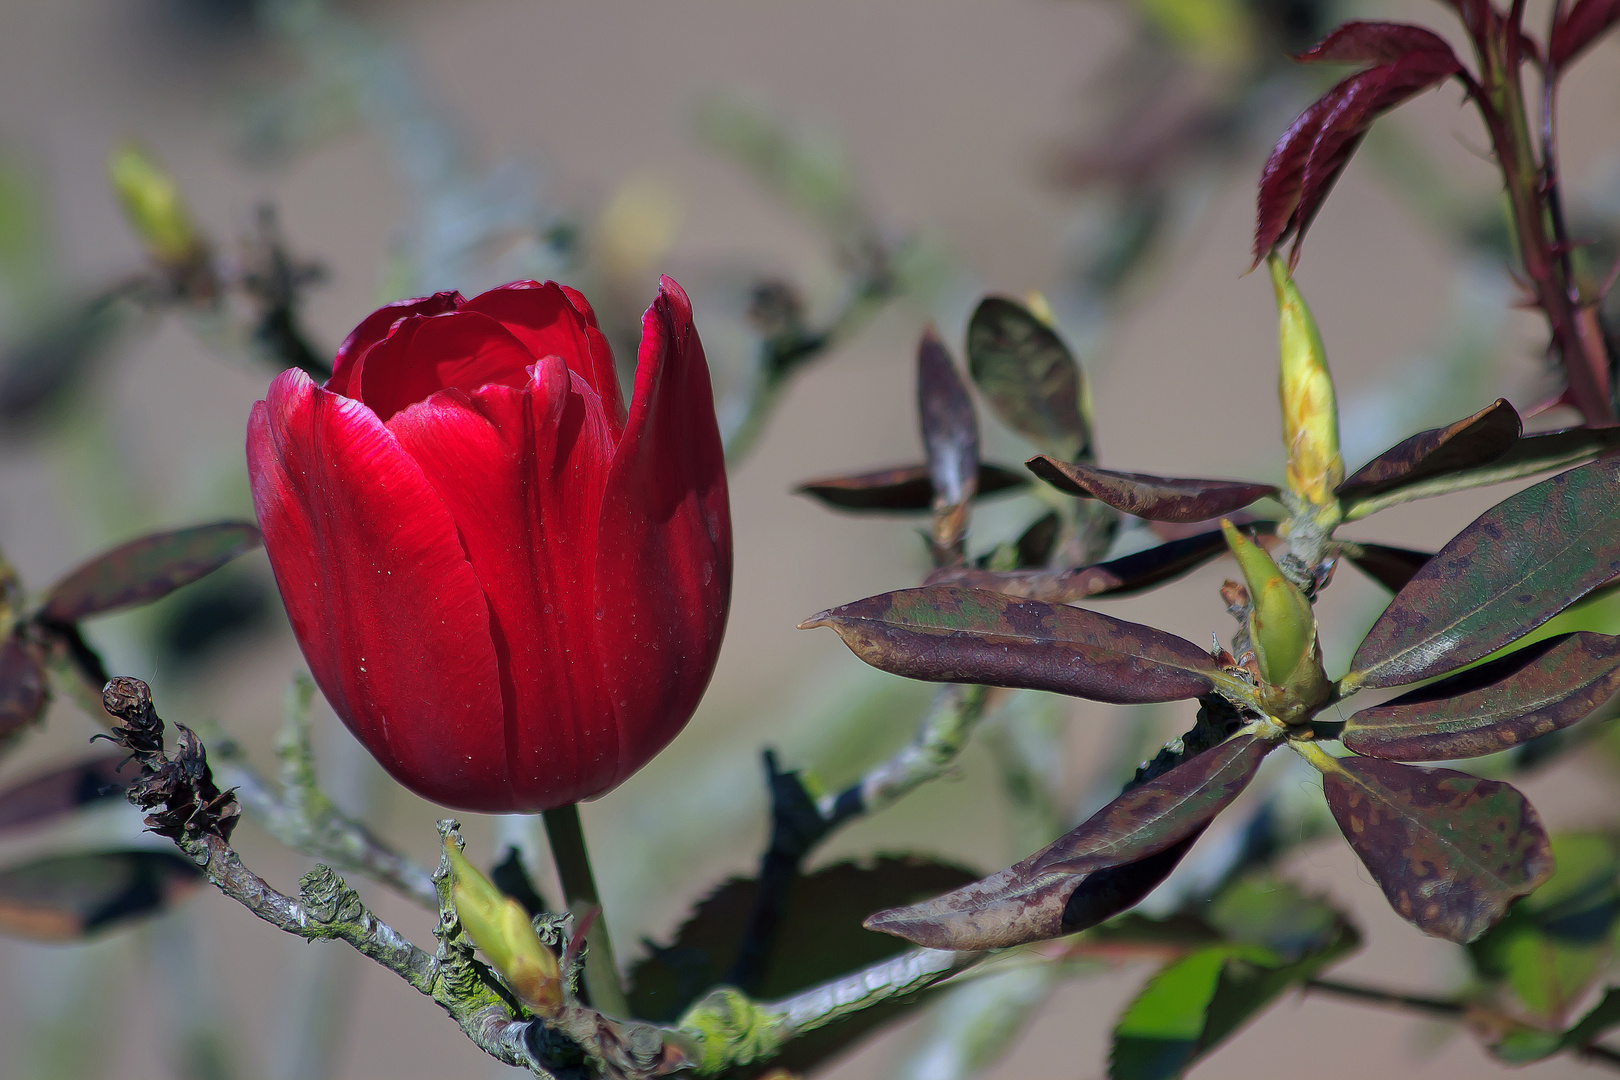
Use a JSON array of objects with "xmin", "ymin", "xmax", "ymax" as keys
[{"xmin": 1, "ymin": 1, "xmax": 1620, "ymax": 1078}]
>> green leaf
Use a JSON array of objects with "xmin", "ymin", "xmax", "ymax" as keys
[
  {"xmin": 1111, "ymin": 947, "xmax": 1242, "ymax": 1080},
  {"xmin": 802, "ymin": 586, "xmax": 1235, "ymax": 704},
  {"xmin": 38, "ymin": 521, "xmax": 262, "ymax": 625},
  {"xmin": 1346, "ymin": 457, "xmax": 1620, "ymax": 690},
  {"xmin": 1317, "ymin": 755, "xmax": 1553, "ymax": 942},
  {"xmin": 1471, "ymin": 834, "xmax": 1620, "ymax": 1025},
  {"xmin": 966, "ymin": 297, "xmax": 1092, "ymax": 461},
  {"xmin": 1491, "ymin": 987, "xmax": 1620, "ymax": 1064},
  {"xmin": 1344, "ymin": 632, "xmax": 1620, "ymax": 761}
]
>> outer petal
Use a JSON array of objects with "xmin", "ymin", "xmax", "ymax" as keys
[
  {"xmin": 247, "ymin": 369, "xmax": 513, "ymax": 811},
  {"xmin": 592, "ymin": 277, "xmax": 732, "ymax": 792},
  {"xmin": 387, "ymin": 361, "xmax": 618, "ymax": 809},
  {"xmin": 350, "ymin": 310, "xmax": 536, "ymax": 421},
  {"xmin": 327, "ymin": 291, "xmax": 463, "ymax": 398},
  {"xmin": 463, "ymin": 280, "xmax": 626, "ymax": 433}
]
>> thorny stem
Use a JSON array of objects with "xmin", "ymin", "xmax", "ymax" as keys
[{"xmin": 544, "ymin": 803, "xmax": 631, "ymax": 1020}]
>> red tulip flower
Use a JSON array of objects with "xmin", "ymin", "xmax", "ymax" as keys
[{"xmin": 247, "ymin": 278, "xmax": 731, "ymax": 812}]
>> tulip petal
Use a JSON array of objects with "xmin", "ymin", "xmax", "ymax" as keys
[
  {"xmin": 463, "ymin": 280, "xmax": 626, "ymax": 433},
  {"xmin": 593, "ymin": 277, "xmax": 731, "ymax": 790},
  {"xmin": 351, "ymin": 311, "xmax": 536, "ymax": 422},
  {"xmin": 327, "ymin": 291, "xmax": 463, "ymax": 398},
  {"xmin": 387, "ymin": 359, "xmax": 619, "ymax": 809},
  {"xmin": 247, "ymin": 369, "xmax": 513, "ymax": 811}
]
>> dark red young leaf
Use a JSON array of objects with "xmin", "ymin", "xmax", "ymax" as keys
[
  {"xmin": 1295, "ymin": 20, "xmax": 1463, "ymax": 64},
  {"xmin": 1347, "ymin": 457, "xmax": 1620, "ymax": 689},
  {"xmin": 1550, "ymin": 0, "xmax": 1620, "ymax": 70},
  {"xmin": 925, "ymin": 528, "xmax": 1238, "ymax": 602},
  {"xmin": 801, "ymin": 586, "xmax": 1227, "ymax": 704},
  {"xmin": 1254, "ymin": 37, "xmax": 1464, "ymax": 266},
  {"xmin": 0, "ymin": 850, "xmax": 203, "ymax": 941},
  {"xmin": 866, "ymin": 736, "xmax": 1274, "ymax": 950},
  {"xmin": 1027, "ymin": 458, "xmax": 1278, "ymax": 523},
  {"xmin": 1321, "ymin": 756, "xmax": 1552, "ymax": 943},
  {"xmin": 1343, "ymin": 632, "xmax": 1620, "ymax": 761},
  {"xmin": 38, "ymin": 522, "xmax": 263, "ymax": 625},
  {"xmin": 795, "ymin": 462, "xmax": 1028, "ymax": 513},
  {"xmin": 1344, "ymin": 543, "xmax": 1433, "ymax": 593},
  {"xmin": 0, "ymin": 753, "xmax": 131, "ymax": 833},
  {"xmin": 1336, "ymin": 398, "xmax": 1522, "ymax": 511},
  {"xmin": 917, "ymin": 326, "xmax": 979, "ymax": 512},
  {"xmin": 0, "ymin": 637, "xmax": 46, "ymax": 744}
]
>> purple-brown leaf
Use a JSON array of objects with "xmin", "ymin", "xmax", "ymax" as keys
[
  {"xmin": 0, "ymin": 637, "xmax": 46, "ymax": 744},
  {"xmin": 1347, "ymin": 457, "xmax": 1620, "ymax": 689},
  {"xmin": 38, "ymin": 522, "xmax": 262, "ymax": 625},
  {"xmin": 801, "ymin": 586, "xmax": 1226, "ymax": 703},
  {"xmin": 917, "ymin": 326, "xmax": 979, "ymax": 512},
  {"xmin": 1027, "ymin": 458, "xmax": 1277, "ymax": 523},
  {"xmin": 1345, "ymin": 543, "xmax": 1433, "ymax": 593},
  {"xmin": 0, "ymin": 850, "xmax": 203, "ymax": 941},
  {"xmin": 1321, "ymin": 756, "xmax": 1552, "ymax": 943},
  {"xmin": 925, "ymin": 528, "xmax": 1236, "ymax": 602},
  {"xmin": 1550, "ymin": 0, "xmax": 1620, "ymax": 70},
  {"xmin": 1343, "ymin": 632, "xmax": 1620, "ymax": 761},
  {"xmin": 795, "ymin": 462, "xmax": 1028, "ymax": 513},
  {"xmin": 1296, "ymin": 20, "xmax": 1462, "ymax": 64},
  {"xmin": 967, "ymin": 297, "xmax": 1092, "ymax": 461},
  {"xmin": 866, "ymin": 736, "xmax": 1273, "ymax": 950},
  {"xmin": 1337, "ymin": 398, "xmax": 1522, "ymax": 512},
  {"xmin": 1254, "ymin": 34, "xmax": 1464, "ymax": 266},
  {"xmin": 0, "ymin": 753, "xmax": 131, "ymax": 833}
]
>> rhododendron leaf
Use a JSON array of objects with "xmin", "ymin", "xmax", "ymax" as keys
[
  {"xmin": 865, "ymin": 737, "xmax": 1271, "ymax": 950},
  {"xmin": 38, "ymin": 522, "xmax": 262, "ymax": 625},
  {"xmin": 803, "ymin": 586, "xmax": 1229, "ymax": 704},
  {"xmin": 1027, "ymin": 458, "xmax": 1277, "ymax": 523},
  {"xmin": 1254, "ymin": 26, "xmax": 1463, "ymax": 266},
  {"xmin": 0, "ymin": 850, "xmax": 202, "ymax": 941},
  {"xmin": 1490, "ymin": 988, "xmax": 1620, "ymax": 1063},
  {"xmin": 926, "ymin": 528, "xmax": 1236, "ymax": 602},
  {"xmin": 0, "ymin": 753, "xmax": 130, "ymax": 833},
  {"xmin": 795, "ymin": 463, "xmax": 1028, "ymax": 513},
  {"xmin": 1344, "ymin": 542, "xmax": 1432, "ymax": 593},
  {"xmin": 1336, "ymin": 398, "xmax": 1522, "ymax": 513},
  {"xmin": 0, "ymin": 637, "xmax": 45, "ymax": 746},
  {"xmin": 626, "ymin": 856, "xmax": 976, "ymax": 1026},
  {"xmin": 1013, "ymin": 510, "xmax": 1063, "ymax": 569},
  {"xmin": 1318, "ymin": 756, "xmax": 1553, "ymax": 942},
  {"xmin": 967, "ymin": 297, "xmax": 1092, "ymax": 461},
  {"xmin": 1347, "ymin": 458, "xmax": 1620, "ymax": 689},
  {"xmin": 1344, "ymin": 632, "xmax": 1620, "ymax": 761},
  {"xmin": 916, "ymin": 326, "xmax": 978, "ymax": 512},
  {"xmin": 1341, "ymin": 425, "xmax": 1620, "ymax": 518},
  {"xmin": 1549, "ymin": 0, "xmax": 1620, "ymax": 70}
]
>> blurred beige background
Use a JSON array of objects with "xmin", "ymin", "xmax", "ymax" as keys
[{"xmin": 0, "ymin": 1, "xmax": 1618, "ymax": 1078}]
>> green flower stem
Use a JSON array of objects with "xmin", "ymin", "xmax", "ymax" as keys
[{"xmin": 542, "ymin": 803, "xmax": 630, "ymax": 1019}]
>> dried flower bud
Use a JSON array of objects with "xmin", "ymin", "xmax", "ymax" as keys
[{"xmin": 1269, "ymin": 255, "xmax": 1342, "ymax": 513}]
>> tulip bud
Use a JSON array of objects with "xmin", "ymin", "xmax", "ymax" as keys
[
  {"xmin": 1221, "ymin": 521, "xmax": 1328, "ymax": 719},
  {"xmin": 445, "ymin": 839, "xmax": 563, "ymax": 1016},
  {"xmin": 1268, "ymin": 255, "xmax": 1342, "ymax": 514},
  {"xmin": 107, "ymin": 145, "xmax": 203, "ymax": 268}
]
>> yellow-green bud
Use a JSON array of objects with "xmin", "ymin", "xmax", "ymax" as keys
[
  {"xmin": 1221, "ymin": 521, "xmax": 1318, "ymax": 697},
  {"xmin": 1269, "ymin": 255, "xmax": 1342, "ymax": 511},
  {"xmin": 445, "ymin": 839, "xmax": 563, "ymax": 1016},
  {"xmin": 107, "ymin": 144, "xmax": 202, "ymax": 267}
]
